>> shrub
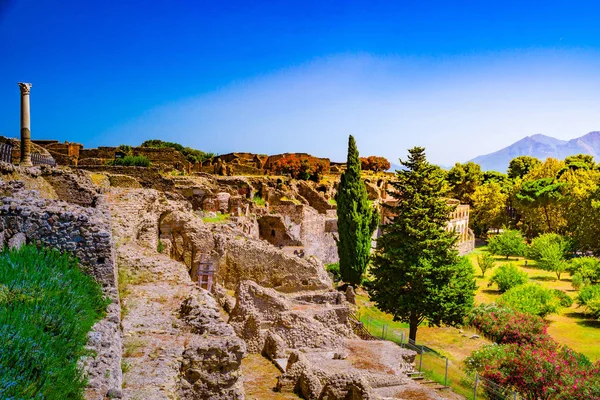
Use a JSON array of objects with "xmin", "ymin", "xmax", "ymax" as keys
[
  {"xmin": 569, "ymin": 256, "xmax": 600, "ymax": 287},
  {"xmin": 552, "ymin": 289, "xmax": 574, "ymax": 308},
  {"xmin": 117, "ymin": 144, "xmax": 132, "ymax": 155},
  {"xmin": 271, "ymin": 154, "xmax": 327, "ymax": 181},
  {"xmin": 576, "ymin": 285, "xmax": 600, "ymax": 319},
  {"xmin": 467, "ymin": 303, "xmax": 548, "ymax": 345},
  {"xmin": 157, "ymin": 239, "xmax": 164, "ymax": 254},
  {"xmin": 0, "ymin": 245, "xmax": 109, "ymax": 399},
  {"xmin": 487, "ymin": 230, "xmax": 526, "ymax": 259},
  {"xmin": 106, "ymin": 155, "xmax": 150, "ymax": 167},
  {"xmin": 325, "ymin": 263, "xmax": 341, "ymax": 282},
  {"xmin": 490, "ymin": 263, "xmax": 528, "ymax": 292},
  {"xmin": 466, "ymin": 342, "xmax": 600, "ymax": 400},
  {"xmin": 476, "ymin": 253, "xmax": 495, "ymax": 277},
  {"xmin": 499, "ymin": 283, "xmax": 561, "ymax": 317}
]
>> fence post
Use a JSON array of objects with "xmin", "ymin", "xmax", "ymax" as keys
[
  {"xmin": 473, "ymin": 373, "xmax": 479, "ymax": 400},
  {"xmin": 400, "ymin": 331, "xmax": 404, "ymax": 346},
  {"xmin": 513, "ymin": 391, "xmax": 517, "ymax": 400},
  {"xmin": 444, "ymin": 357, "xmax": 449, "ymax": 387},
  {"xmin": 419, "ymin": 345, "xmax": 424, "ymax": 371}
]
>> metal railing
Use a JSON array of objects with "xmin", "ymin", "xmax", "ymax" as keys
[
  {"xmin": 31, "ymin": 153, "xmax": 56, "ymax": 166},
  {"xmin": 0, "ymin": 143, "xmax": 13, "ymax": 163},
  {"xmin": 358, "ymin": 315, "xmax": 522, "ymax": 400}
]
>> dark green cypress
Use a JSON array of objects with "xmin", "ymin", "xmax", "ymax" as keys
[{"xmin": 336, "ymin": 135, "xmax": 379, "ymax": 286}]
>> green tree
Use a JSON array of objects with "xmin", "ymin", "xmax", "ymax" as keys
[
  {"xmin": 516, "ymin": 178, "xmax": 566, "ymax": 232},
  {"xmin": 368, "ymin": 147, "xmax": 476, "ymax": 341},
  {"xmin": 528, "ymin": 233, "xmax": 569, "ymax": 261},
  {"xmin": 487, "ymin": 230, "xmax": 526, "ymax": 259},
  {"xmin": 536, "ymin": 243, "xmax": 569, "ymax": 280},
  {"xmin": 336, "ymin": 135, "xmax": 379, "ymax": 286},
  {"xmin": 471, "ymin": 181, "xmax": 509, "ymax": 236},
  {"xmin": 476, "ymin": 253, "xmax": 495, "ymax": 277},
  {"xmin": 446, "ymin": 161, "xmax": 483, "ymax": 206},
  {"xmin": 507, "ymin": 156, "xmax": 542, "ymax": 179}
]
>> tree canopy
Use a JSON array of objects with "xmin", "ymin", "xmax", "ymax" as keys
[{"xmin": 368, "ymin": 147, "xmax": 476, "ymax": 341}]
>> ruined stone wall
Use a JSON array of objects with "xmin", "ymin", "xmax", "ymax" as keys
[
  {"xmin": 77, "ymin": 165, "xmax": 175, "ymax": 192},
  {"xmin": 0, "ymin": 171, "xmax": 122, "ymax": 400}
]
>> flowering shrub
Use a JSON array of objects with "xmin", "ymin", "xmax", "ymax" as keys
[
  {"xmin": 467, "ymin": 303, "xmax": 548, "ymax": 344},
  {"xmin": 466, "ymin": 342, "xmax": 600, "ymax": 400},
  {"xmin": 271, "ymin": 155, "xmax": 328, "ymax": 181},
  {"xmin": 359, "ymin": 156, "xmax": 391, "ymax": 172}
]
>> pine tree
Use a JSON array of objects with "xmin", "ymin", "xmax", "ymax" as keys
[
  {"xmin": 336, "ymin": 135, "xmax": 379, "ymax": 286},
  {"xmin": 367, "ymin": 147, "xmax": 476, "ymax": 341}
]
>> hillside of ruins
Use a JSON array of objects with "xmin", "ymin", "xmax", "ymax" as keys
[{"xmin": 0, "ymin": 83, "xmax": 477, "ymax": 400}]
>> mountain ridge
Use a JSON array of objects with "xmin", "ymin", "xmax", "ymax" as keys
[{"xmin": 469, "ymin": 131, "xmax": 600, "ymax": 172}]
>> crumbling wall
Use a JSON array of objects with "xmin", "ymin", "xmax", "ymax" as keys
[{"xmin": 0, "ymin": 172, "xmax": 122, "ymax": 400}]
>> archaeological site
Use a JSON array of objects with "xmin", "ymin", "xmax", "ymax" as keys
[{"xmin": 1, "ymin": 83, "xmax": 475, "ymax": 400}]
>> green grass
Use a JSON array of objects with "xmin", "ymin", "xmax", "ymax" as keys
[
  {"xmin": 202, "ymin": 212, "xmax": 231, "ymax": 223},
  {"xmin": 106, "ymin": 155, "xmax": 150, "ymax": 167},
  {"xmin": 253, "ymin": 194, "xmax": 266, "ymax": 207},
  {"xmin": 0, "ymin": 245, "xmax": 109, "ymax": 399}
]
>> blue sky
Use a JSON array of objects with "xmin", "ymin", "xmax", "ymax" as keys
[{"xmin": 2, "ymin": 1, "xmax": 600, "ymax": 165}]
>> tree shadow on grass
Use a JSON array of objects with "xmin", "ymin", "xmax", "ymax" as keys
[
  {"xmin": 480, "ymin": 289, "xmax": 501, "ymax": 296},
  {"xmin": 563, "ymin": 312, "xmax": 600, "ymax": 328},
  {"xmin": 529, "ymin": 276, "xmax": 557, "ymax": 282}
]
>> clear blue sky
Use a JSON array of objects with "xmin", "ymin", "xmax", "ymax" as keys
[{"xmin": 2, "ymin": 0, "xmax": 600, "ymax": 164}]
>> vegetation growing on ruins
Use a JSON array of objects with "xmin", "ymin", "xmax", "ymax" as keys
[
  {"xmin": 0, "ymin": 245, "xmax": 108, "ymax": 400},
  {"xmin": 106, "ymin": 155, "xmax": 151, "ymax": 167},
  {"xmin": 359, "ymin": 156, "xmax": 391, "ymax": 172},
  {"xmin": 271, "ymin": 154, "xmax": 328, "ymax": 181},
  {"xmin": 368, "ymin": 146, "xmax": 476, "ymax": 341},
  {"xmin": 140, "ymin": 139, "xmax": 215, "ymax": 163},
  {"xmin": 336, "ymin": 135, "xmax": 379, "ymax": 286}
]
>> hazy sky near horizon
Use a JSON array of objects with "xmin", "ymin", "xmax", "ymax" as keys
[{"xmin": 2, "ymin": 1, "xmax": 600, "ymax": 165}]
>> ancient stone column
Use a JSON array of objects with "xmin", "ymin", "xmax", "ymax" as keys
[{"xmin": 18, "ymin": 82, "xmax": 33, "ymax": 167}]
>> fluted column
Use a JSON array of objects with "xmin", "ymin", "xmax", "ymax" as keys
[{"xmin": 18, "ymin": 82, "xmax": 33, "ymax": 167}]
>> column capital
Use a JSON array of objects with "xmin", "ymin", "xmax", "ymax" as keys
[{"xmin": 18, "ymin": 82, "xmax": 32, "ymax": 95}]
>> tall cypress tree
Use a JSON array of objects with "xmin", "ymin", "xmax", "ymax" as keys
[
  {"xmin": 368, "ymin": 147, "xmax": 476, "ymax": 341},
  {"xmin": 336, "ymin": 135, "xmax": 379, "ymax": 286}
]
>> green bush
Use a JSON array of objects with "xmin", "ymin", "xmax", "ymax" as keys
[
  {"xmin": 552, "ymin": 289, "xmax": 574, "ymax": 308},
  {"xmin": 253, "ymin": 193, "xmax": 266, "ymax": 207},
  {"xmin": 499, "ymin": 283, "xmax": 561, "ymax": 317},
  {"xmin": 325, "ymin": 263, "xmax": 341, "ymax": 282},
  {"xmin": 490, "ymin": 263, "xmax": 529, "ymax": 292},
  {"xmin": 487, "ymin": 230, "xmax": 526, "ymax": 259},
  {"xmin": 106, "ymin": 155, "xmax": 150, "ymax": 167},
  {"xmin": 0, "ymin": 245, "xmax": 109, "ymax": 399},
  {"xmin": 569, "ymin": 257, "xmax": 600, "ymax": 288},
  {"xmin": 577, "ymin": 285, "xmax": 600, "ymax": 319}
]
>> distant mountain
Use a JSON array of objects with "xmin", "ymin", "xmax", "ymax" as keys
[{"xmin": 470, "ymin": 132, "xmax": 600, "ymax": 172}]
